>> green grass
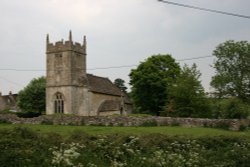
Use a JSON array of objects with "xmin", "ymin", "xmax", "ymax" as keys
[{"xmin": 0, "ymin": 124, "xmax": 250, "ymax": 137}]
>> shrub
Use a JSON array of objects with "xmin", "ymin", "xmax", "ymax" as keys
[
  {"xmin": 0, "ymin": 127, "xmax": 54, "ymax": 167},
  {"xmin": 239, "ymin": 125, "xmax": 247, "ymax": 131},
  {"xmin": 141, "ymin": 120, "xmax": 158, "ymax": 126},
  {"xmin": 0, "ymin": 119, "xmax": 11, "ymax": 124},
  {"xmin": 212, "ymin": 98, "xmax": 249, "ymax": 119},
  {"xmin": 1, "ymin": 127, "xmax": 250, "ymax": 167},
  {"xmin": 176, "ymin": 107, "xmax": 195, "ymax": 117},
  {"xmin": 0, "ymin": 109, "xmax": 14, "ymax": 114},
  {"xmin": 214, "ymin": 121, "xmax": 230, "ymax": 130},
  {"xmin": 16, "ymin": 111, "xmax": 41, "ymax": 118}
]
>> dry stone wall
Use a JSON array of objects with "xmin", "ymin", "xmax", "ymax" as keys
[{"xmin": 0, "ymin": 114, "xmax": 249, "ymax": 131}]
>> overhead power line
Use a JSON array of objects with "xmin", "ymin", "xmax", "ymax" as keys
[
  {"xmin": 0, "ymin": 55, "xmax": 213, "ymax": 88},
  {"xmin": 158, "ymin": 0, "xmax": 250, "ymax": 19},
  {"xmin": 88, "ymin": 65, "xmax": 136, "ymax": 70},
  {"xmin": 178, "ymin": 55, "xmax": 213, "ymax": 61},
  {"xmin": 0, "ymin": 76, "xmax": 24, "ymax": 87},
  {"xmin": 89, "ymin": 55, "xmax": 214, "ymax": 70},
  {"xmin": 0, "ymin": 55, "xmax": 213, "ymax": 72}
]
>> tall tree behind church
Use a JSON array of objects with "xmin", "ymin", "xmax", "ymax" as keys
[
  {"xmin": 129, "ymin": 54, "xmax": 180, "ymax": 115},
  {"xmin": 114, "ymin": 78, "xmax": 127, "ymax": 93},
  {"xmin": 210, "ymin": 40, "xmax": 250, "ymax": 102}
]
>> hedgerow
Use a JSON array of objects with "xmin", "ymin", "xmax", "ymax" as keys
[{"xmin": 0, "ymin": 127, "xmax": 250, "ymax": 167}]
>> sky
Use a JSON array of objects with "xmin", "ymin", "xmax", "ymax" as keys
[{"xmin": 0, "ymin": 0, "xmax": 250, "ymax": 95}]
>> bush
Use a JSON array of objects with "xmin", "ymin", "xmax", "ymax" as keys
[
  {"xmin": 1, "ymin": 127, "xmax": 250, "ymax": 167},
  {"xmin": 16, "ymin": 111, "xmax": 41, "ymax": 118},
  {"xmin": 0, "ymin": 127, "xmax": 54, "ymax": 167},
  {"xmin": 141, "ymin": 120, "xmax": 158, "ymax": 126},
  {"xmin": 214, "ymin": 122, "xmax": 230, "ymax": 130},
  {"xmin": 0, "ymin": 119, "xmax": 11, "ymax": 124},
  {"xmin": 176, "ymin": 107, "xmax": 195, "ymax": 117},
  {"xmin": 212, "ymin": 98, "xmax": 250, "ymax": 119},
  {"xmin": 0, "ymin": 109, "xmax": 14, "ymax": 114}
]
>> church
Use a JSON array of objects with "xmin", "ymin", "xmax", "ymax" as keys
[{"xmin": 46, "ymin": 31, "xmax": 132, "ymax": 116}]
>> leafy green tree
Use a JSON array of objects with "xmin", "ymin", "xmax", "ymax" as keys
[
  {"xmin": 114, "ymin": 78, "xmax": 127, "ymax": 93},
  {"xmin": 166, "ymin": 64, "xmax": 210, "ymax": 117},
  {"xmin": 211, "ymin": 40, "xmax": 250, "ymax": 102},
  {"xmin": 17, "ymin": 76, "xmax": 46, "ymax": 114},
  {"xmin": 129, "ymin": 54, "xmax": 180, "ymax": 115},
  {"xmin": 211, "ymin": 98, "xmax": 249, "ymax": 119}
]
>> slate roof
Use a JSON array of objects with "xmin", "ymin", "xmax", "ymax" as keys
[
  {"xmin": 86, "ymin": 74, "xmax": 131, "ymax": 104},
  {"xmin": 87, "ymin": 74, "xmax": 123, "ymax": 96}
]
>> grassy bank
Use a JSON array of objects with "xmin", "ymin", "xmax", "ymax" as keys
[{"xmin": 0, "ymin": 124, "xmax": 249, "ymax": 137}]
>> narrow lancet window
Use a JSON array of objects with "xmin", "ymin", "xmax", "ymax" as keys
[{"xmin": 54, "ymin": 93, "xmax": 64, "ymax": 113}]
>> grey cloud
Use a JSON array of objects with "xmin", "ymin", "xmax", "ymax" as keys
[{"xmin": 0, "ymin": 0, "xmax": 250, "ymax": 94}]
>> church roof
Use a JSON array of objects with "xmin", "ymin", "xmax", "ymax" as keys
[
  {"xmin": 87, "ymin": 74, "xmax": 123, "ymax": 96},
  {"xmin": 98, "ymin": 100, "xmax": 120, "ymax": 112},
  {"xmin": 86, "ymin": 74, "xmax": 131, "ymax": 104}
]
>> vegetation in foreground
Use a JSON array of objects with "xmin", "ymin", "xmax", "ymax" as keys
[{"xmin": 0, "ymin": 126, "xmax": 250, "ymax": 167}]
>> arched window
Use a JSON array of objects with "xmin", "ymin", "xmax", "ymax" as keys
[{"xmin": 54, "ymin": 93, "xmax": 64, "ymax": 113}]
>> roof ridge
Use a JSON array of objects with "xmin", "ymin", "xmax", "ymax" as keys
[{"xmin": 87, "ymin": 73, "xmax": 109, "ymax": 79}]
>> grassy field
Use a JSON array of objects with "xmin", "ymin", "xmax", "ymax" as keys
[{"xmin": 0, "ymin": 124, "xmax": 250, "ymax": 137}]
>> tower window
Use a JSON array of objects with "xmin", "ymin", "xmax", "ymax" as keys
[
  {"xmin": 55, "ymin": 54, "xmax": 63, "ymax": 68},
  {"xmin": 54, "ymin": 93, "xmax": 64, "ymax": 113}
]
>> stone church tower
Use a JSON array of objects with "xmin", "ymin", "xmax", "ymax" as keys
[
  {"xmin": 46, "ymin": 31, "xmax": 90, "ymax": 115},
  {"xmin": 46, "ymin": 31, "xmax": 132, "ymax": 116}
]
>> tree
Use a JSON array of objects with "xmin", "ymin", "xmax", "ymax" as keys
[
  {"xmin": 129, "ymin": 54, "xmax": 180, "ymax": 115},
  {"xmin": 211, "ymin": 98, "xmax": 249, "ymax": 119},
  {"xmin": 211, "ymin": 40, "xmax": 250, "ymax": 102},
  {"xmin": 166, "ymin": 64, "xmax": 210, "ymax": 117},
  {"xmin": 17, "ymin": 76, "xmax": 46, "ymax": 114},
  {"xmin": 114, "ymin": 78, "xmax": 127, "ymax": 93}
]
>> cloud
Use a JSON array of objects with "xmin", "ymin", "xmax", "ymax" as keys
[{"xmin": 0, "ymin": 0, "xmax": 250, "ymax": 94}]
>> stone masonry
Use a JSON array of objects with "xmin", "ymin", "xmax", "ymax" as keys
[
  {"xmin": 0, "ymin": 114, "xmax": 249, "ymax": 131},
  {"xmin": 46, "ymin": 31, "xmax": 132, "ymax": 116}
]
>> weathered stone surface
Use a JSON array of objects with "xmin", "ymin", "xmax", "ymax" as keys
[
  {"xmin": 46, "ymin": 32, "xmax": 132, "ymax": 116},
  {"xmin": 0, "ymin": 114, "xmax": 249, "ymax": 131}
]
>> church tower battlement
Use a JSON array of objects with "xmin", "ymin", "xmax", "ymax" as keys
[
  {"xmin": 46, "ymin": 31, "xmax": 87, "ymax": 87},
  {"xmin": 46, "ymin": 31, "xmax": 86, "ymax": 54}
]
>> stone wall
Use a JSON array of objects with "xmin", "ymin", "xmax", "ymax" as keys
[{"xmin": 0, "ymin": 114, "xmax": 249, "ymax": 131}]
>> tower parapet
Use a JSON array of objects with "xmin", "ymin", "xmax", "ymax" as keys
[
  {"xmin": 46, "ymin": 30, "xmax": 87, "ymax": 87},
  {"xmin": 46, "ymin": 31, "xmax": 86, "ymax": 54}
]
